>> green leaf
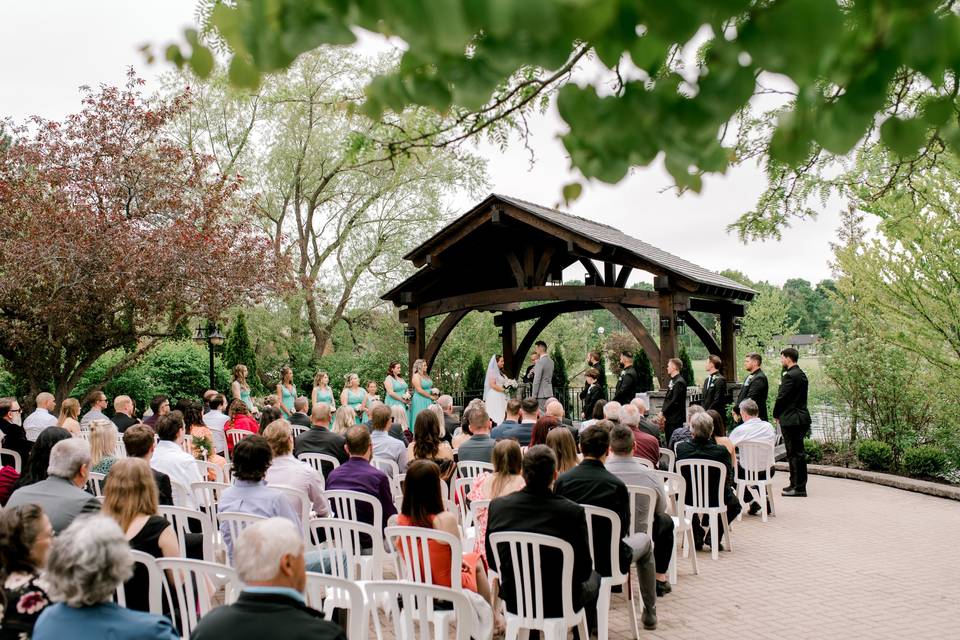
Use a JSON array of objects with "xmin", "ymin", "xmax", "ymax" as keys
[
  {"xmin": 879, "ymin": 116, "xmax": 927, "ymax": 157},
  {"xmin": 165, "ymin": 44, "xmax": 185, "ymax": 68},
  {"xmin": 189, "ymin": 44, "xmax": 215, "ymax": 78},
  {"xmin": 228, "ymin": 56, "xmax": 260, "ymax": 90},
  {"xmin": 562, "ymin": 181, "xmax": 583, "ymax": 206},
  {"xmin": 770, "ymin": 110, "xmax": 813, "ymax": 167},
  {"xmin": 920, "ymin": 95, "xmax": 955, "ymax": 127}
]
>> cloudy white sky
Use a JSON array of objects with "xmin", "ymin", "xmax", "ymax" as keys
[{"xmin": 1, "ymin": 0, "xmax": 840, "ymax": 286}]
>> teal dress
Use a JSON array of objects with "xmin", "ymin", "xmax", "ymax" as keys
[
  {"xmin": 280, "ymin": 384, "xmax": 296, "ymax": 415},
  {"xmin": 239, "ymin": 388, "xmax": 254, "ymax": 413},
  {"xmin": 313, "ymin": 386, "xmax": 335, "ymax": 409},
  {"xmin": 345, "ymin": 388, "xmax": 366, "ymax": 424},
  {"xmin": 410, "ymin": 376, "xmax": 434, "ymax": 427},
  {"xmin": 384, "ymin": 377, "xmax": 410, "ymax": 426}
]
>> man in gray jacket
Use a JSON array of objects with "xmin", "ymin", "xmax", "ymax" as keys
[
  {"xmin": 7, "ymin": 438, "xmax": 100, "ymax": 533},
  {"xmin": 530, "ymin": 340, "xmax": 554, "ymax": 411}
]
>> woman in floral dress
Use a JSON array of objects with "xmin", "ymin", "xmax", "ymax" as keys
[{"xmin": 0, "ymin": 504, "xmax": 54, "ymax": 639}]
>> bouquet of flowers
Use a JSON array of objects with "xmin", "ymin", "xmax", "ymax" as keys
[
  {"xmin": 503, "ymin": 378, "xmax": 519, "ymax": 395},
  {"xmin": 191, "ymin": 435, "xmax": 213, "ymax": 461},
  {"xmin": 402, "ymin": 391, "xmax": 412, "ymax": 403},
  {"xmin": 430, "ymin": 387, "xmax": 441, "ymax": 397}
]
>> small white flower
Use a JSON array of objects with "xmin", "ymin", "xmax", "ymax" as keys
[{"xmin": 4, "ymin": 573, "xmax": 30, "ymax": 590}]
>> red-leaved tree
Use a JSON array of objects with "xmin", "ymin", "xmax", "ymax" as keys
[{"xmin": 0, "ymin": 71, "xmax": 282, "ymax": 403}]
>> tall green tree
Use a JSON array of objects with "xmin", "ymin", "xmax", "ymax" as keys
[
  {"xmin": 223, "ymin": 311, "xmax": 260, "ymax": 393},
  {"xmin": 679, "ymin": 346, "xmax": 696, "ymax": 389},
  {"xmin": 635, "ymin": 350, "xmax": 654, "ymax": 393}
]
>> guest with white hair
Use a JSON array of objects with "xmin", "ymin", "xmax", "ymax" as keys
[
  {"xmin": 631, "ymin": 397, "xmax": 661, "ymax": 441},
  {"xmin": 668, "ymin": 404, "xmax": 705, "ymax": 451},
  {"xmin": 191, "ymin": 518, "xmax": 346, "ymax": 640},
  {"xmin": 111, "ymin": 395, "xmax": 139, "ymax": 433},
  {"xmin": 31, "ymin": 515, "xmax": 178, "ymax": 640},
  {"xmin": 602, "ymin": 400, "xmax": 622, "ymax": 424},
  {"xmin": 7, "ymin": 439, "xmax": 100, "ymax": 533},
  {"xmin": 619, "ymin": 403, "xmax": 661, "ymax": 465},
  {"xmin": 729, "ymin": 398, "xmax": 777, "ymax": 516},
  {"xmin": 436, "ymin": 394, "xmax": 458, "ymax": 444}
]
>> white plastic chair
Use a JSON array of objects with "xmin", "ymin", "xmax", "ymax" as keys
[
  {"xmin": 676, "ymin": 459, "xmax": 734, "ymax": 560},
  {"xmin": 636, "ymin": 457, "xmax": 656, "ymax": 469},
  {"xmin": 192, "ymin": 481, "xmax": 230, "ymax": 528},
  {"xmin": 652, "ymin": 470, "xmax": 699, "ymax": 583},
  {"xmin": 223, "ymin": 462, "xmax": 234, "ymax": 483},
  {"xmin": 309, "ymin": 517, "xmax": 386, "ymax": 582},
  {"xmin": 659, "ymin": 447, "xmax": 676, "ymax": 472},
  {"xmin": 327, "ymin": 489, "xmax": 384, "ymax": 529},
  {"xmin": 455, "ymin": 460, "xmax": 493, "ymax": 483},
  {"xmin": 158, "ymin": 504, "xmax": 215, "ymax": 562},
  {"xmin": 452, "ymin": 477, "xmax": 478, "ymax": 546},
  {"xmin": 115, "ymin": 436, "xmax": 128, "ymax": 458},
  {"xmin": 156, "ymin": 558, "xmax": 240, "ymax": 637},
  {"xmin": 218, "ymin": 512, "xmax": 266, "ymax": 564},
  {"xmin": 271, "ymin": 484, "xmax": 312, "ymax": 539},
  {"xmin": 290, "ymin": 424, "xmax": 310, "ymax": 438},
  {"xmin": 364, "ymin": 580, "xmax": 480, "ymax": 640},
  {"xmin": 87, "ymin": 471, "xmax": 106, "ymax": 497},
  {"xmin": 114, "ymin": 550, "xmax": 163, "ymax": 615},
  {"xmin": 304, "ymin": 571, "xmax": 370, "ymax": 640},
  {"xmin": 735, "ymin": 441, "xmax": 777, "ymax": 522},
  {"xmin": 195, "ymin": 460, "xmax": 226, "ymax": 484},
  {"xmin": 181, "ymin": 433, "xmax": 194, "ymax": 454},
  {"xmin": 0, "ymin": 448, "xmax": 21, "ymax": 473},
  {"xmin": 626, "ymin": 485, "xmax": 658, "ymax": 537},
  {"xmin": 226, "ymin": 429, "xmax": 253, "ymax": 452},
  {"xmin": 371, "ymin": 458, "xmax": 403, "ymax": 510},
  {"xmin": 582, "ymin": 505, "xmax": 640, "ymax": 640},
  {"xmin": 169, "ymin": 479, "xmax": 194, "ymax": 509},
  {"xmin": 488, "ymin": 531, "xmax": 589, "ymax": 640},
  {"xmin": 298, "ymin": 452, "xmax": 341, "ymax": 476}
]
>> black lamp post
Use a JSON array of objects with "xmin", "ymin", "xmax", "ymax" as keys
[{"xmin": 193, "ymin": 320, "xmax": 225, "ymax": 390}]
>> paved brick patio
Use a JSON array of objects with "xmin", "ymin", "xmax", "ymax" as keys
[{"xmin": 373, "ymin": 473, "xmax": 960, "ymax": 639}]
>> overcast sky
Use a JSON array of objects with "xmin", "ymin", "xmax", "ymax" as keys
[{"xmin": 1, "ymin": 0, "xmax": 840, "ymax": 286}]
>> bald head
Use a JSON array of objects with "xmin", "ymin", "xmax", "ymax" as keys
[
  {"xmin": 545, "ymin": 399, "xmax": 564, "ymax": 420},
  {"xmin": 36, "ymin": 392, "xmax": 55, "ymax": 411}
]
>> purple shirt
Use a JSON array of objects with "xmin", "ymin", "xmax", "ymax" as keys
[{"xmin": 325, "ymin": 457, "xmax": 397, "ymax": 530}]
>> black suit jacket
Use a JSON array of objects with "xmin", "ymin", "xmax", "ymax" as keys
[
  {"xmin": 676, "ymin": 437, "xmax": 734, "ymax": 506},
  {"xmin": 554, "ymin": 460, "xmax": 632, "ymax": 575},
  {"xmin": 293, "ymin": 426, "xmax": 349, "ymax": 478},
  {"xmin": 734, "ymin": 369, "xmax": 769, "ymax": 421},
  {"xmin": 661, "ymin": 375, "xmax": 687, "ymax": 428},
  {"xmin": 773, "ymin": 365, "xmax": 811, "ymax": 428},
  {"xmin": 153, "ymin": 469, "xmax": 173, "ymax": 506},
  {"xmin": 486, "ymin": 487, "xmax": 594, "ymax": 617},
  {"xmin": 701, "ymin": 373, "xmax": 728, "ymax": 416},
  {"xmin": 613, "ymin": 365, "xmax": 639, "ymax": 404},
  {"xmin": 289, "ymin": 412, "xmax": 312, "ymax": 428},
  {"xmin": 111, "ymin": 413, "xmax": 139, "ymax": 433},
  {"xmin": 0, "ymin": 418, "xmax": 32, "ymax": 463},
  {"xmin": 191, "ymin": 591, "xmax": 346, "ymax": 640},
  {"xmin": 579, "ymin": 383, "xmax": 605, "ymax": 420}
]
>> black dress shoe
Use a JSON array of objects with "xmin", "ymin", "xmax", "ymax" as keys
[
  {"xmin": 703, "ymin": 532, "xmax": 724, "ymax": 551},
  {"xmin": 748, "ymin": 502, "xmax": 762, "ymax": 516},
  {"xmin": 656, "ymin": 580, "xmax": 672, "ymax": 597},
  {"xmin": 642, "ymin": 609, "xmax": 658, "ymax": 630},
  {"xmin": 782, "ymin": 487, "xmax": 807, "ymax": 497}
]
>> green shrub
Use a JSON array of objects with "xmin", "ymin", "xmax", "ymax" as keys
[
  {"xmin": 901, "ymin": 446, "xmax": 949, "ymax": 478},
  {"xmin": 856, "ymin": 439, "xmax": 894, "ymax": 471},
  {"xmin": 463, "ymin": 354, "xmax": 486, "ymax": 403},
  {"xmin": 804, "ymin": 438, "xmax": 823, "ymax": 464}
]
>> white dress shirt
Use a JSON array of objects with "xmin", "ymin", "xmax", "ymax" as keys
[
  {"xmin": 23, "ymin": 408, "xmax": 58, "ymax": 442},
  {"xmin": 729, "ymin": 417, "xmax": 777, "ymax": 448},
  {"xmin": 202, "ymin": 410, "xmax": 230, "ymax": 454},
  {"xmin": 151, "ymin": 440, "xmax": 203, "ymax": 509},
  {"xmin": 265, "ymin": 454, "xmax": 329, "ymax": 517}
]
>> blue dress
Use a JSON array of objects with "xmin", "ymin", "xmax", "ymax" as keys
[
  {"xmin": 410, "ymin": 376, "xmax": 434, "ymax": 427},
  {"xmin": 312, "ymin": 386, "xmax": 335, "ymax": 409},
  {"xmin": 345, "ymin": 388, "xmax": 366, "ymax": 424},
  {"xmin": 384, "ymin": 377, "xmax": 410, "ymax": 426},
  {"xmin": 280, "ymin": 384, "xmax": 296, "ymax": 414}
]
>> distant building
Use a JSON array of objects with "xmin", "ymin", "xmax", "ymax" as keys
[{"xmin": 771, "ymin": 334, "xmax": 822, "ymax": 356}]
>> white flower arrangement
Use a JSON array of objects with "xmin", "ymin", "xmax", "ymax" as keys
[{"xmin": 503, "ymin": 378, "xmax": 518, "ymax": 392}]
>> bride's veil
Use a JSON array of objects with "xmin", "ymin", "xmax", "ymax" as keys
[{"xmin": 483, "ymin": 355, "xmax": 500, "ymax": 396}]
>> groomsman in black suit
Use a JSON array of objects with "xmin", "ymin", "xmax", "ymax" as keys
[
  {"xmin": 659, "ymin": 357, "xmax": 687, "ymax": 443},
  {"xmin": 733, "ymin": 352, "xmax": 769, "ymax": 422},
  {"xmin": 613, "ymin": 351, "xmax": 640, "ymax": 404},
  {"xmin": 773, "ymin": 347, "xmax": 811, "ymax": 497},
  {"xmin": 700, "ymin": 355, "xmax": 728, "ymax": 419},
  {"xmin": 587, "ymin": 350, "xmax": 606, "ymax": 391}
]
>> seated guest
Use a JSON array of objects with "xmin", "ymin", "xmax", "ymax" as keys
[
  {"xmin": 369, "ymin": 404, "xmax": 408, "ymax": 474},
  {"xmin": 602, "ymin": 400, "xmax": 622, "ymax": 425},
  {"xmin": 554, "ymin": 426, "xmax": 658, "ymax": 630},
  {"xmin": 619, "ymin": 404, "xmax": 661, "ymax": 465},
  {"xmin": 485, "ymin": 446, "xmax": 600, "ymax": 631},
  {"xmin": 190, "ymin": 518, "xmax": 346, "ymax": 640},
  {"xmin": 79, "ymin": 391, "xmax": 109, "ymax": 428},
  {"xmin": 202, "ymin": 390, "xmax": 218, "ymax": 414},
  {"xmin": 181, "ymin": 401, "xmax": 227, "ymax": 475},
  {"xmin": 467, "ymin": 440, "xmax": 525, "ymax": 563},
  {"xmin": 56, "ymin": 398, "xmax": 81, "ymax": 436},
  {"xmin": 545, "ymin": 399, "xmax": 573, "ymax": 430},
  {"xmin": 0, "ymin": 504, "xmax": 54, "ymax": 638},
  {"xmin": 7, "ymin": 439, "xmax": 100, "ymax": 533},
  {"xmin": 708, "ymin": 409, "xmax": 737, "ymax": 476},
  {"xmin": 23, "ymin": 393, "xmax": 58, "ymax": 442},
  {"xmin": 110, "ymin": 396, "xmax": 139, "ymax": 433},
  {"xmin": 10, "ymin": 428, "xmax": 71, "ymax": 492},
  {"xmin": 218, "ymin": 435, "xmax": 300, "ymax": 560},
  {"xmin": 577, "ymin": 399, "xmax": 607, "ymax": 433},
  {"xmin": 149, "ymin": 413, "xmax": 203, "ymax": 510},
  {"xmin": 203, "ymin": 393, "xmax": 230, "ymax": 455},
  {"xmin": 545, "ymin": 427, "xmax": 578, "ymax": 475},
  {"xmin": 0, "ymin": 463, "xmax": 20, "ymax": 506},
  {"xmin": 258, "ymin": 406, "xmax": 283, "ymax": 435},
  {"xmin": 123, "ymin": 425, "xmax": 172, "ymax": 506},
  {"xmin": 436, "ymin": 394, "xmax": 458, "ymax": 445},
  {"xmin": 580, "ymin": 368, "xmax": 605, "ymax": 421},
  {"xmin": 631, "ymin": 398, "xmax": 661, "ymax": 441},
  {"xmin": 142, "ymin": 395, "xmax": 169, "ymax": 428},
  {"xmin": 331, "ymin": 406, "xmax": 355, "ymax": 436},
  {"xmin": 288, "ymin": 397, "xmax": 312, "ymax": 429},
  {"xmin": 31, "ymin": 515, "xmax": 178, "ymax": 640},
  {"xmin": 225, "ymin": 400, "xmax": 260, "ymax": 456},
  {"xmin": 729, "ymin": 399, "xmax": 777, "ymax": 515},
  {"xmin": 263, "ymin": 420, "xmax": 329, "ymax": 517},
  {"xmin": 0, "ymin": 398, "xmax": 32, "ymax": 464},
  {"xmin": 88, "ymin": 419, "xmax": 120, "ymax": 475},
  {"xmin": 668, "ymin": 404, "xmax": 705, "ymax": 452},
  {"xmin": 388, "ymin": 404, "xmax": 410, "ymax": 443},
  {"xmin": 456, "ymin": 402, "xmax": 496, "ymax": 464},
  {"xmin": 103, "ymin": 458, "xmax": 180, "ymax": 613},
  {"xmin": 676, "ymin": 412, "xmax": 742, "ymax": 550},
  {"xmin": 528, "ymin": 415, "xmax": 557, "ymax": 447},
  {"xmin": 490, "ymin": 399, "xmax": 522, "ymax": 441},
  {"xmin": 605, "ymin": 424, "xmax": 675, "ymax": 595},
  {"xmin": 407, "ymin": 411, "xmax": 454, "ymax": 480},
  {"xmin": 326, "ymin": 426, "xmax": 397, "ymax": 533},
  {"xmin": 397, "ymin": 460, "xmax": 495, "ymax": 631},
  {"xmin": 293, "ymin": 403, "xmax": 348, "ymax": 479}
]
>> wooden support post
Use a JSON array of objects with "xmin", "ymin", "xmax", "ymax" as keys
[
  {"xmin": 720, "ymin": 313, "xmax": 737, "ymax": 382},
  {"xmin": 501, "ymin": 323, "xmax": 518, "ymax": 378},
  {"xmin": 603, "ymin": 262, "xmax": 616, "ymax": 286},
  {"xmin": 406, "ymin": 308, "xmax": 425, "ymax": 374},
  {"xmin": 657, "ymin": 290, "xmax": 678, "ymax": 387}
]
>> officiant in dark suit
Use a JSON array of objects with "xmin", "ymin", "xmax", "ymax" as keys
[
  {"xmin": 733, "ymin": 352, "xmax": 768, "ymax": 422},
  {"xmin": 659, "ymin": 357, "xmax": 687, "ymax": 443}
]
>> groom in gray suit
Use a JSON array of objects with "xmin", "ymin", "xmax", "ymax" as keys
[{"xmin": 531, "ymin": 340, "xmax": 554, "ymax": 411}]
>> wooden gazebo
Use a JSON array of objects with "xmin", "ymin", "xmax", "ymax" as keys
[{"xmin": 382, "ymin": 194, "xmax": 756, "ymax": 386}]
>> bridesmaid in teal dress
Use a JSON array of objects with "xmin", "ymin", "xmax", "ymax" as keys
[
  {"xmin": 340, "ymin": 373, "xmax": 367, "ymax": 425},
  {"xmin": 383, "ymin": 361, "xmax": 410, "ymax": 427},
  {"xmin": 231, "ymin": 364, "xmax": 256, "ymax": 414},
  {"xmin": 410, "ymin": 359, "xmax": 436, "ymax": 428},
  {"xmin": 311, "ymin": 371, "xmax": 336, "ymax": 411},
  {"xmin": 276, "ymin": 366, "xmax": 296, "ymax": 419}
]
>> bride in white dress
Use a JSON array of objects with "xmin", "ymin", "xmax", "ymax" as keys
[{"xmin": 482, "ymin": 354, "xmax": 508, "ymax": 424}]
